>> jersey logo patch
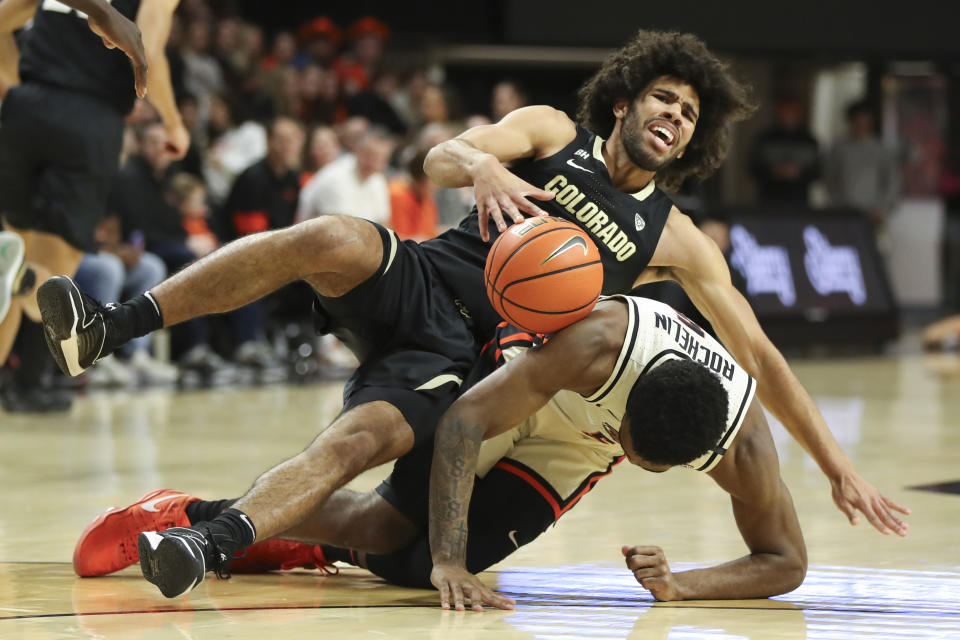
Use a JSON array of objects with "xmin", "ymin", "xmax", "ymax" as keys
[
  {"xmin": 541, "ymin": 236, "xmax": 588, "ymax": 265},
  {"xmin": 635, "ymin": 214, "xmax": 646, "ymax": 232},
  {"xmin": 566, "ymin": 158, "xmax": 594, "ymax": 174}
]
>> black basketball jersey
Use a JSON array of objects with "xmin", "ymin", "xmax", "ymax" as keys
[
  {"xmin": 422, "ymin": 125, "xmax": 675, "ymax": 338},
  {"xmin": 18, "ymin": 0, "xmax": 141, "ymax": 115}
]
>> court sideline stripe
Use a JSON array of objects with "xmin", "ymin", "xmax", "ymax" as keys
[{"xmin": 2, "ymin": 601, "xmax": 959, "ymax": 621}]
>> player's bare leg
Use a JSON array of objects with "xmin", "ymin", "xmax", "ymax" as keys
[
  {"xmin": 0, "ymin": 224, "xmax": 81, "ymax": 364},
  {"xmin": 137, "ymin": 401, "xmax": 416, "ymax": 597},
  {"xmin": 37, "ymin": 215, "xmax": 382, "ymax": 376},
  {"xmin": 150, "ymin": 215, "xmax": 382, "ymax": 326}
]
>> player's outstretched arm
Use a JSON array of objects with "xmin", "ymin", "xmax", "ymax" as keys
[
  {"xmin": 653, "ymin": 211, "xmax": 910, "ymax": 536},
  {"xmin": 424, "ymin": 106, "xmax": 573, "ymax": 241},
  {"xmin": 429, "ymin": 305, "xmax": 623, "ymax": 610},
  {"xmin": 136, "ymin": 0, "xmax": 188, "ymax": 159},
  {"xmin": 624, "ymin": 401, "xmax": 807, "ymax": 601}
]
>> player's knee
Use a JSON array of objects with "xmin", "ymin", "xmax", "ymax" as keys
[
  {"xmin": 287, "ymin": 215, "xmax": 382, "ymax": 285},
  {"xmin": 320, "ymin": 428, "xmax": 389, "ymax": 476}
]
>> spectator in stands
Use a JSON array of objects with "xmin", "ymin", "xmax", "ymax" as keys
[
  {"xmin": 826, "ymin": 100, "xmax": 900, "ymax": 230},
  {"xmin": 181, "ymin": 18, "xmax": 225, "ymax": 130},
  {"xmin": 74, "ymin": 217, "xmax": 178, "ymax": 387},
  {"xmin": 301, "ymin": 125, "xmax": 341, "ymax": 186},
  {"xmin": 298, "ymin": 64, "xmax": 341, "ymax": 125},
  {"xmin": 261, "ymin": 30, "xmax": 297, "ymax": 73},
  {"xmin": 390, "ymin": 67, "xmax": 428, "ymax": 130},
  {"xmin": 217, "ymin": 117, "xmax": 305, "ymax": 372},
  {"xmin": 171, "ymin": 173, "xmax": 217, "ymax": 258},
  {"xmin": 389, "ymin": 148, "xmax": 438, "ymax": 241},
  {"xmin": 336, "ymin": 115, "xmax": 370, "ymax": 154},
  {"xmin": 295, "ymin": 17, "xmax": 341, "ymax": 69},
  {"xmin": 111, "ymin": 122, "xmax": 233, "ymax": 379},
  {"xmin": 420, "ymin": 83, "xmax": 460, "ymax": 126},
  {"xmin": 334, "ymin": 17, "xmax": 389, "ymax": 97},
  {"xmin": 347, "ymin": 66, "xmax": 407, "ymax": 135},
  {"xmin": 203, "ymin": 93, "xmax": 267, "ymax": 205},
  {"xmin": 937, "ymin": 152, "xmax": 960, "ymax": 314},
  {"xmin": 220, "ymin": 117, "xmax": 305, "ymax": 241},
  {"xmin": 491, "ymin": 79, "xmax": 528, "ymax": 122},
  {"xmin": 297, "ymin": 127, "xmax": 393, "ymax": 225},
  {"xmin": 750, "ymin": 94, "xmax": 820, "ymax": 206}
]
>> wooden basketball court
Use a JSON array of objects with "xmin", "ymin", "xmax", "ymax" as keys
[{"xmin": 2, "ymin": 352, "xmax": 959, "ymax": 638}]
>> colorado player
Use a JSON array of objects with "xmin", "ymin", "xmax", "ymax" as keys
[
  {"xmin": 41, "ymin": 30, "xmax": 903, "ymax": 595},
  {"xmin": 0, "ymin": 0, "xmax": 184, "ymax": 410}
]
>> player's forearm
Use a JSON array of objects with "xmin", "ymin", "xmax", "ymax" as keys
[
  {"xmin": 0, "ymin": 32, "xmax": 18, "ymax": 95},
  {"xmin": 755, "ymin": 346, "xmax": 851, "ymax": 478},
  {"xmin": 671, "ymin": 551, "xmax": 806, "ymax": 600},
  {"xmin": 144, "ymin": 48, "xmax": 180, "ymax": 128},
  {"xmin": 428, "ymin": 416, "xmax": 485, "ymax": 566},
  {"xmin": 424, "ymin": 139, "xmax": 499, "ymax": 188},
  {"xmin": 58, "ymin": 0, "xmax": 109, "ymax": 20}
]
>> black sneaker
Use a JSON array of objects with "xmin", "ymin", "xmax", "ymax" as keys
[
  {"xmin": 138, "ymin": 525, "xmax": 232, "ymax": 599},
  {"xmin": 37, "ymin": 276, "xmax": 117, "ymax": 377},
  {"xmin": 0, "ymin": 383, "xmax": 72, "ymax": 413}
]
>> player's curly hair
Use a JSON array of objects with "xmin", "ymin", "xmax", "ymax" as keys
[
  {"xmin": 624, "ymin": 358, "xmax": 729, "ymax": 467},
  {"xmin": 577, "ymin": 30, "xmax": 755, "ymax": 191}
]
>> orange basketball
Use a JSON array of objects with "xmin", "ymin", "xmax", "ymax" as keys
[{"xmin": 485, "ymin": 217, "xmax": 604, "ymax": 333}]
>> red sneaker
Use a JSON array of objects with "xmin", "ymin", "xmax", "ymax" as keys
[
  {"xmin": 230, "ymin": 539, "xmax": 339, "ymax": 575},
  {"xmin": 73, "ymin": 489, "xmax": 199, "ymax": 577}
]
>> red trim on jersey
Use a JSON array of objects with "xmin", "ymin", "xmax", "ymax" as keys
[
  {"xmin": 494, "ymin": 456, "xmax": 627, "ymax": 522},
  {"xmin": 495, "ymin": 460, "xmax": 562, "ymax": 520}
]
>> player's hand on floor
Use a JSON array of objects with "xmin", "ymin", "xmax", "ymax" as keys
[
  {"xmin": 471, "ymin": 158, "xmax": 554, "ymax": 241},
  {"xmin": 830, "ymin": 469, "xmax": 910, "ymax": 536},
  {"xmin": 86, "ymin": 7, "xmax": 148, "ymax": 98},
  {"xmin": 622, "ymin": 545, "xmax": 682, "ymax": 601},
  {"xmin": 430, "ymin": 564, "xmax": 516, "ymax": 612}
]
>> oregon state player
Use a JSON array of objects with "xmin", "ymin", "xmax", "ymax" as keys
[{"xmin": 37, "ymin": 31, "xmax": 904, "ymax": 600}]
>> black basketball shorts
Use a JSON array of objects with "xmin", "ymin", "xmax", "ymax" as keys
[
  {"xmin": 0, "ymin": 83, "xmax": 124, "ymax": 252},
  {"xmin": 313, "ymin": 221, "xmax": 481, "ymax": 445}
]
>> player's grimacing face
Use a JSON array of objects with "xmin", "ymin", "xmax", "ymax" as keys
[{"xmin": 619, "ymin": 76, "xmax": 699, "ymax": 172}]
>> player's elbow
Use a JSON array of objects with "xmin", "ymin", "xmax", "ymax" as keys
[{"xmin": 770, "ymin": 543, "xmax": 807, "ymax": 595}]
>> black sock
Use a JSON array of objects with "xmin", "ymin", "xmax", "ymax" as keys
[
  {"xmin": 12, "ymin": 320, "xmax": 49, "ymax": 387},
  {"xmin": 200, "ymin": 508, "xmax": 258, "ymax": 561},
  {"xmin": 13, "ymin": 265, "xmax": 35, "ymax": 296},
  {"xmin": 186, "ymin": 499, "xmax": 237, "ymax": 525},
  {"xmin": 320, "ymin": 545, "xmax": 357, "ymax": 565},
  {"xmin": 106, "ymin": 292, "xmax": 164, "ymax": 348}
]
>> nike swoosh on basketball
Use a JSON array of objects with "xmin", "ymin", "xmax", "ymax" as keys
[
  {"xmin": 141, "ymin": 493, "xmax": 187, "ymax": 512},
  {"xmin": 508, "ymin": 530, "xmax": 520, "ymax": 549},
  {"xmin": 541, "ymin": 236, "xmax": 589, "ymax": 266},
  {"xmin": 566, "ymin": 158, "xmax": 594, "ymax": 173}
]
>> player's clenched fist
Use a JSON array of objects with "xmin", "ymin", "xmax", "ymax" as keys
[{"xmin": 622, "ymin": 545, "xmax": 682, "ymax": 601}]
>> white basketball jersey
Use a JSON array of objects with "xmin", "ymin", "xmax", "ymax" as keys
[{"xmin": 501, "ymin": 295, "xmax": 757, "ymax": 473}]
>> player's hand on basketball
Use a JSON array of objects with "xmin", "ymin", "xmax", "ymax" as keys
[
  {"xmin": 622, "ymin": 545, "xmax": 682, "ymax": 601},
  {"xmin": 430, "ymin": 564, "xmax": 516, "ymax": 612},
  {"xmin": 471, "ymin": 157, "xmax": 554, "ymax": 242},
  {"xmin": 86, "ymin": 7, "xmax": 148, "ymax": 98},
  {"xmin": 164, "ymin": 122, "xmax": 191, "ymax": 160},
  {"xmin": 830, "ymin": 469, "xmax": 910, "ymax": 536}
]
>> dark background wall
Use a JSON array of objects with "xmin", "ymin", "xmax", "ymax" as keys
[{"xmin": 234, "ymin": 0, "xmax": 960, "ymax": 58}]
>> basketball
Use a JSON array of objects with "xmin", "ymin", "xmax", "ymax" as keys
[{"xmin": 485, "ymin": 217, "xmax": 604, "ymax": 333}]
